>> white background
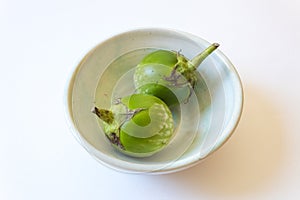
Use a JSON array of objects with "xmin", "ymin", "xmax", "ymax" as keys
[{"xmin": 1, "ymin": 0, "xmax": 300, "ymax": 199}]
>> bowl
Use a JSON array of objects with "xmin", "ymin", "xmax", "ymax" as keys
[{"xmin": 65, "ymin": 28, "xmax": 243, "ymax": 174}]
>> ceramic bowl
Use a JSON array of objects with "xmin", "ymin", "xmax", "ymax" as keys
[{"xmin": 65, "ymin": 28, "xmax": 243, "ymax": 174}]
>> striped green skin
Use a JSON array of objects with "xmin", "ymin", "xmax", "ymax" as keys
[{"xmin": 107, "ymin": 94, "xmax": 174, "ymax": 157}]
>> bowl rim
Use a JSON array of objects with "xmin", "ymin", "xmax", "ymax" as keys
[{"xmin": 64, "ymin": 27, "xmax": 244, "ymax": 174}]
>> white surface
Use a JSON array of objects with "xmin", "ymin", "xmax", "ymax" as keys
[{"xmin": 1, "ymin": 0, "xmax": 300, "ymax": 199}]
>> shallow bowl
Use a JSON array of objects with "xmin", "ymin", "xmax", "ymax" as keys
[{"xmin": 65, "ymin": 28, "xmax": 243, "ymax": 174}]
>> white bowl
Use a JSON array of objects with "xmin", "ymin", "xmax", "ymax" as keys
[{"xmin": 65, "ymin": 28, "xmax": 243, "ymax": 174}]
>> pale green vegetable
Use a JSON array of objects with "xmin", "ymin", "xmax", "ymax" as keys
[{"xmin": 92, "ymin": 94, "xmax": 174, "ymax": 157}]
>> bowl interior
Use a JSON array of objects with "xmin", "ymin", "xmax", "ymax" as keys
[{"xmin": 66, "ymin": 29, "xmax": 243, "ymax": 174}]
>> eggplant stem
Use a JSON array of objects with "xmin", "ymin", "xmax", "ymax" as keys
[
  {"xmin": 190, "ymin": 43, "xmax": 219, "ymax": 68},
  {"xmin": 92, "ymin": 107, "xmax": 114, "ymax": 124}
]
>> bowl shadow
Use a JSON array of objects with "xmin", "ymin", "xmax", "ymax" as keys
[{"xmin": 150, "ymin": 84, "xmax": 286, "ymax": 196}]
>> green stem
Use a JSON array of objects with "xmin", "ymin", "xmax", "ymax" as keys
[
  {"xmin": 190, "ymin": 43, "xmax": 219, "ymax": 68},
  {"xmin": 92, "ymin": 107, "xmax": 114, "ymax": 124}
]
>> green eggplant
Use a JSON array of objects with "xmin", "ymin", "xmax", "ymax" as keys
[
  {"xmin": 134, "ymin": 43, "xmax": 219, "ymax": 106},
  {"xmin": 92, "ymin": 94, "xmax": 174, "ymax": 157}
]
